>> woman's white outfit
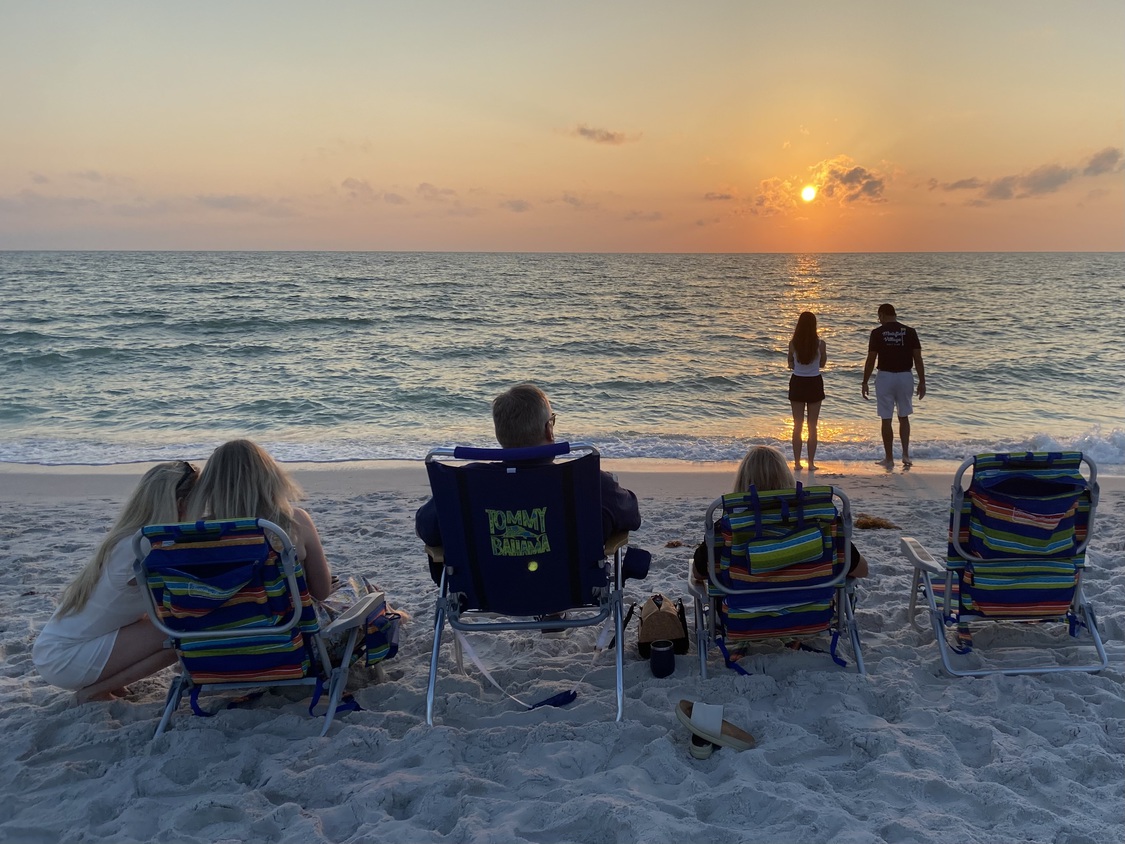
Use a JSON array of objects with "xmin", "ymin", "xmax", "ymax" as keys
[{"xmin": 32, "ymin": 538, "xmax": 148, "ymax": 689}]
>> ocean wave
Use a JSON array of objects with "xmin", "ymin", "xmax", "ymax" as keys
[{"xmin": 3, "ymin": 427, "xmax": 1121, "ymax": 468}]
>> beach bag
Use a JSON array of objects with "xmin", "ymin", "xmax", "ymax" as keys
[
  {"xmin": 637, "ymin": 593, "xmax": 689, "ymax": 658},
  {"xmin": 363, "ymin": 596, "xmax": 402, "ymax": 667},
  {"xmin": 317, "ymin": 577, "xmax": 402, "ymax": 667}
]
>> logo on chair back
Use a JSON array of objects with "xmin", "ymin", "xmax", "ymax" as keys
[{"xmin": 485, "ymin": 507, "xmax": 551, "ymax": 556}]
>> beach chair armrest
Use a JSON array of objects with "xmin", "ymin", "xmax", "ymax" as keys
[
  {"xmin": 322, "ymin": 591, "xmax": 383, "ymax": 637},
  {"xmin": 900, "ymin": 536, "xmax": 943, "ymax": 574},
  {"xmin": 425, "ymin": 545, "xmax": 444, "ymax": 563},
  {"xmin": 604, "ymin": 531, "xmax": 629, "ymax": 556}
]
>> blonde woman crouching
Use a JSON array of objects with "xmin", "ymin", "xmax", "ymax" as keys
[{"xmin": 33, "ymin": 461, "xmax": 198, "ymax": 703}]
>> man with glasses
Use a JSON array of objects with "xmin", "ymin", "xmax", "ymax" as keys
[{"xmin": 415, "ymin": 382, "xmax": 642, "ymax": 584}]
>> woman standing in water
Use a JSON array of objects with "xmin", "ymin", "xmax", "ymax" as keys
[{"xmin": 787, "ymin": 311, "xmax": 827, "ymax": 470}]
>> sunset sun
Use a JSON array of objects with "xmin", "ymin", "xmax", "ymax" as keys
[{"xmin": 801, "ymin": 185, "xmax": 817, "ymax": 202}]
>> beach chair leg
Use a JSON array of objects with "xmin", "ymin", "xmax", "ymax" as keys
[
  {"xmin": 908, "ymin": 568, "xmax": 925, "ymax": 631},
  {"xmin": 1076, "ymin": 598, "xmax": 1109, "ymax": 673},
  {"xmin": 614, "ymin": 596, "xmax": 625, "ymax": 722},
  {"xmin": 320, "ymin": 627, "xmax": 361, "ymax": 737},
  {"xmin": 153, "ymin": 674, "xmax": 187, "ymax": 739},
  {"xmin": 843, "ymin": 582, "xmax": 866, "ymax": 675},
  {"xmin": 425, "ymin": 604, "xmax": 447, "ymax": 726},
  {"xmin": 693, "ymin": 593, "xmax": 708, "ymax": 680},
  {"xmin": 934, "ymin": 630, "xmax": 966, "ymax": 676},
  {"xmin": 320, "ymin": 668, "xmax": 344, "ymax": 737}
]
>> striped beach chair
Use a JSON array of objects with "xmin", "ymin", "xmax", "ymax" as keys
[
  {"xmin": 133, "ymin": 518, "xmax": 379, "ymax": 738},
  {"xmin": 901, "ymin": 452, "xmax": 1107, "ymax": 676},
  {"xmin": 688, "ymin": 484, "xmax": 864, "ymax": 678}
]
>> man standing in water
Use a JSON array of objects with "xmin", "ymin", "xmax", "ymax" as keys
[{"xmin": 861, "ymin": 303, "xmax": 926, "ymax": 468}]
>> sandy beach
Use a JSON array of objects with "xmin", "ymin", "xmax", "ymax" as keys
[{"xmin": 2, "ymin": 460, "xmax": 1122, "ymax": 844}]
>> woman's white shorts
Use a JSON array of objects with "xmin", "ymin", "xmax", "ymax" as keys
[{"xmin": 32, "ymin": 629, "xmax": 118, "ymax": 690}]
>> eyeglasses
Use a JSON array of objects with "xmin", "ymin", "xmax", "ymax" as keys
[
  {"xmin": 176, "ymin": 461, "xmax": 198, "ymax": 497},
  {"xmin": 548, "ymin": 413, "xmax": 557, "ymax": 427}
]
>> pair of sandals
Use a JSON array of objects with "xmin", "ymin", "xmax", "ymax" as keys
[{"xmin": 676, "ymin": 699, "xmax": 755, "ymax": 759}]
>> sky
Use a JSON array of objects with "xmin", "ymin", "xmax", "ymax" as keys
[{"xmin": 0, "ymin": 0, "xmax": 1122, "ymax": 252}]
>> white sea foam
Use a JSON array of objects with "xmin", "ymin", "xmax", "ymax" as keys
[{"xmin": 2, "ymin": 426, "xmax": 1122, "ymax": 467}]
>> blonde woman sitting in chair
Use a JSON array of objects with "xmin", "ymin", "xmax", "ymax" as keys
[
  {"xmin": 185, "ymin": 438, "xmax": 333, "ymax": 601},
  {"xmin": 692, "ymin": 446, "xmax": 869, "ymax": 582}
]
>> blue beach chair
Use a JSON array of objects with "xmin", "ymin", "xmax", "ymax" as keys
[
  {"xmin": 687, "ymin": 484, "xmax": 865, "ymax": 678},
  {"xmin": 901, "ymin": 452, "xmax": 1107, "ymax": 676},
  {"xmin": 422, "ymin": 442, "xmax": 629, "ymax": 724},
  {"xmin": 133, "ymin": 518, "xmax": 379, "ymax": 738}
]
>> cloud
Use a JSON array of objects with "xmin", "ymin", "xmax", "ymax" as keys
[
  {"xmin": 740, "ymin": 156, "xmax": 888, "ymax": 218},
  {"xmin": 624, "ymin": 210, "xmax": 662, "ymax": 222},
  {"xmin": 572, "ymin": 124, "xmax": 630, "ymax": 145},
  {"xmin": 444, "ymin": 202, "xmax": 481, "ymax": 217},
  {"xmin": 937, "ymin": 147, "xmax": 1122, "ymax": 204},
  {"xmin": 500, "ymin": 199, "xmax": 531, "ymax": 213},
  {"xmin": 341, "ymin": 178, "xmax": 409, "ymax": 205},
  {"xmin": 311, "ymin": 138, "xmax": 375, "ymax": 161},
  {"xmin": 417, "ymin": 182, "xmax": 458, "ymax": 202},
  {"xmin": 0, "ymin": 187, "xmax": 299, "ymax": 222},
  {"xmin": 195, "ymin": 194, "xmax": 295, "ymax": 217},
  {"xmin": 749, "ymin": 177, "xmax": 795, "ymax": 217},
  {"xmin": 703, "ymin": 192, "xmax": 734, "ymax": 201},
  {"xmin": 560, "ymin": 192, "xmax": 599, "ymax": 211},
  {"xmin": 0, "ymin": 190, "xmax": 99, "ymax": 213},
  {"xmin": 983, "ymin": 176, "xmax": 1019, "ymax": 201},
  {"xmin": 30, "ymin": 173, "xmax": 49, "ymax": 185},
  {"xmin": 1083, "ymin": 146, "xmax": 1122, "ymax": 176},
  {"xmin": 110, "ymin": 199, "xmax": 173, "ymax": 217},
  {"xmin": 929, "ymin": 177, "xmax": 985, "ymax": 191},
  {"xmin": 343, "ymin": 179, "xmax": 477, "ymax": 215},
  {"xmin": 1021, "ymin": 163, "xmax": 1077, "ymax": 195},
  {"xmin": 809, "ymin": 156, "xmax": 887, "ymax": 203},
  {"xmin": 197, "ymin": 194, "xmax": 260, "ymax": 211},
  {"xmin": 69, "ymin": 170, "xmax": 131, "ymax": 188},
  {"xmin": 342, "ymin": 178, "xmax": 379, "ymax": 202}
]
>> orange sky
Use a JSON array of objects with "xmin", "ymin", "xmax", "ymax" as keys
[{"xmin": 1, "ymin": 1, "xmax": 1122, "ymax": 252}]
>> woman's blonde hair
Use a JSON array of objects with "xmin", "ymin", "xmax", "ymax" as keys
[
  {"xmin": 733, "ymin": 446, "xmax": 795, "ymax": 493},
  {"xmin": 57, "ymin": 461, "xmax": 198, "ymax": 617},
  {"xmin": 185, "ymin": 439, "xmax": 302, "ymax": 535}
]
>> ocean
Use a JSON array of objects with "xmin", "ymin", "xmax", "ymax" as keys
[{"xmin": 1, "ymin": 251, "xmax": 1122, "ymax": 467}]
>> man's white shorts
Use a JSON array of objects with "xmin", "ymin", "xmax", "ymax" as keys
[{"xmin": 875, "ymin": 370, "xmax": 914, "ymax": 419}]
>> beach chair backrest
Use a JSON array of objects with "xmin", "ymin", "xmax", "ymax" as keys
[
  {"xmin": 713, "ymin": 485, "xmax": 846, "ymax": 642},
  {"xmin": 138, "ymin": 519, "xmax": 321, "ymax": 684},
  {"xmin": 946, "ymin": 452, "xmax": 1094, "ymax": 619},
  {"xmin": 425, "ymin": 443, "xmax": 607, "ymax": 617}
]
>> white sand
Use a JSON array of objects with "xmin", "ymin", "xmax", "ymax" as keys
[{"xmin": 2, "ymin": 460, "xmax": 1123, "ymax": 843}]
